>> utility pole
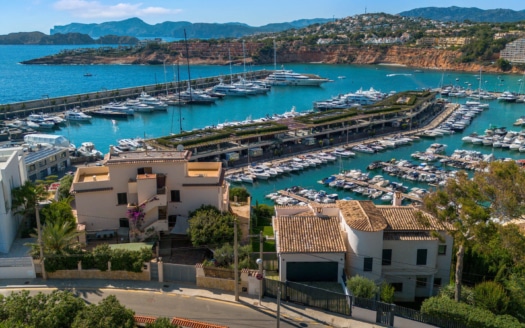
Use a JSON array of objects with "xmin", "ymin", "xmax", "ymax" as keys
[
  {"xmin": 35, "ymin": 204, "xmax": 47, "ymax": 280},
  {"xmin": 234, "ymin": 219, "xmax": 239, "ymax": 302},
  {"xmin": 259, "ymin": 230, "xmax": 263, "ymax": 304},
  {"xmin": 276, "ymin": 285, "xmax": 281, "ymax": 328}
]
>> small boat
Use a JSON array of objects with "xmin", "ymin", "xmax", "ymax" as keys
[
  {"xmin": 83, "ymin": 73, "xmax": 93, "ymax": 77},
  {"xmin": 88, "ymin": 109, "xmax": 128, "ymax": 118}
]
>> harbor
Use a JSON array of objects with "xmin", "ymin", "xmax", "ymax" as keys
[{"xmin": 2, "ymin": 45, "xmax": 525, "ymax": 206}]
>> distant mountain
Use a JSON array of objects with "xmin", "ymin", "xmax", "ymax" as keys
[
  {"xmin": 0, "ymin": 31, "xmax": 139, "ymax": 45},
  {"xmin": 50, "ymin": 17, "xmax": 332, "ymax": 39},
  {"xmin": 399, "ymin": 6, "xmax": 525, "ymax": 22}
]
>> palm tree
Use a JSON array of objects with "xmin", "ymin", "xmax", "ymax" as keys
[
  {"xmin": 27, "ymin": 220, "xmax": 81, "ymax": 257},
  {"xmin": 11, "ymin": 181, "xmax": 48, "ymax": 224}
]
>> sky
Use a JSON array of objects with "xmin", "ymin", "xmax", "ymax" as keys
[{"xmin": 2, "ymin": 0, "xmax": 525, "ymax": 35}]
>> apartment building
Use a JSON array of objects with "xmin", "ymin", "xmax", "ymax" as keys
[
  {"xmin": 71, "ymin": 150, "xmax": 229, "ymax": 241},
  {"xmin": 500, "ymin": 38, "xmax": 525, "ymax": 64}
]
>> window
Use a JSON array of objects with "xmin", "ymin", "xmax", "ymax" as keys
[
  {"xmin": 417, "ymin": 249, "xmax": 427, "ymax": 265},
  {"xmin": 364, "ymin": 257, "xmax": 373, "ymax": 272},
  {"xmin": 382, "ymin": 249, "xmax": 392, "ymax": 266},
  {"xmin": 438, "ymin": 245, "xmax": 447, "ymax": 255},
  {"xmin": 416, "ymin": 277, "xmax": 427, "ymax": 288},
  {"xmin": 391, "ymin": 283, "xmax": 403, "ymax": 292},
  {"xmin": 170, "ymin": 190, "xmax": 181, "ymax": 202},
  {"xmin": 117, "ymin": 192, "xmax": 127, "ymax": 205},
  {"xmin": 434, "ymin": 278, "xmax": 442, "ymax": 287}
]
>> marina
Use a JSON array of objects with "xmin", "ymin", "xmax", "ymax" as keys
[{"xmin": 2, "ymin": 45, "xmax": 525, "ymax": 206}]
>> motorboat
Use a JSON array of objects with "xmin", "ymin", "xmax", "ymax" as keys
[
  {"xmin": 332, "ymin": 147, "xmax": 355, "ymax": 157},
  {"xmin": 64, "ymin": 109, "xmax": 92, "ymax": 121}
]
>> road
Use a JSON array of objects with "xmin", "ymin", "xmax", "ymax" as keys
[{"xmin": 0, "ymin": 287, "xmax": 329, "ymax": 328}]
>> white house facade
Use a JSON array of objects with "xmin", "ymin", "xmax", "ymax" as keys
[
  {"xmin": 71, "ymin": 150, "xmax": 229, "ymax": 241},
  {"xmin": 0, "ymin": 148, "xmax": 27, "ymax": 253},
  {"xmin": 273, "ymin": 205, "xmax": 347, "ymax": 284},
  {"xmin": 273, "ymin": 200, "xmax": 453, "ymax": 302}
]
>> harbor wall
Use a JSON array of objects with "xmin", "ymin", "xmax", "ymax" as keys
[{"xmin": 0, "ymin": 70, "xmax": 270, "ymax": 118}]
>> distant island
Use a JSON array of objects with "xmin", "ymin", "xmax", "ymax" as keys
[
  {"xmin": 50, "ymin": 17, "xmax": 332, "ymax": 39},
  {"xmin": 0, "ymin": 31, "xmax": 138, "ymax": 45}
]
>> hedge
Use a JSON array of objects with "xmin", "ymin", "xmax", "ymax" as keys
[
  {"xmin": 44, "ymin": 245, "xmax": 153, "ymax": 273},
  {"xmin": 421, "ymin": 297, "xmax": 524, "ymax": 328}
]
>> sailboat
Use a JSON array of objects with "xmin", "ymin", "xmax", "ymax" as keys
[{"xmin": 178, "ymin": 30, "xmax": 216, "ymax": 105}]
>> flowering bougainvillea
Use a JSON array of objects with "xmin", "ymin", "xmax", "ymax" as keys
[{"xmin": 127, "ymin": 204, "xmax": 145, "ymax": 228}]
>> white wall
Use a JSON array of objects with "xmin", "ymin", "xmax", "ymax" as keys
[
  {"xmin": 343, "ymin": 224, "xmax": 383, "ymax": 282},
  {"xmin": 0, "ymin": 148, "xmax": 25, "ymax": 253}
]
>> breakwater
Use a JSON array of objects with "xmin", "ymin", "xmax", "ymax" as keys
[{"xmin": 0, "ymin": 70, "xmax": 270, "ymax": 118}]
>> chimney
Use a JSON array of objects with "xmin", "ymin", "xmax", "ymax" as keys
[
  {"xmin": 93, "ymin": 175, "xmax": 97, "ymax": 181},
  {"xmin": 393, "ymin": 191, "xmax": 403, "ymax": 206}
]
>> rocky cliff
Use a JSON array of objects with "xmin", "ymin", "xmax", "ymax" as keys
[{"xmin": 20, "ymin": 43, "xmax": 517, "ymax": 74}]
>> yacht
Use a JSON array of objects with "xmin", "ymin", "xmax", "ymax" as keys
[
  {"xmin": 64, "ymin": 109, "xmax": 92, "ymax": 121},
  {"xmin": 264, "ymin": 68, "xmax": 331, "ymax": 86},
  {"xmin": 211, "ymin": 79, "xmax": 253, "ymax": 96},
  {"xmin": 179, "ymin": 86, "xmax": 217, "ymax": 104},
  {"xmin": 497, "ymin": 91, "xmax": 518, "ymax": 102}
]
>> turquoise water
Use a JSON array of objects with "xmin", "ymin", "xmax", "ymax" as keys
[{"xmin": 2, "ymin": 45, "xmax": 525, "ymax": 204}]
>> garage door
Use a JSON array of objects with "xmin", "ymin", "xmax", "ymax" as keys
[
  {"xmin": 0, "ymin": 257, "xmax": 36, "ymax": 279},
  {"xmin": 286, "ymin": 262, "xmax": 338, "ymax": 282}
]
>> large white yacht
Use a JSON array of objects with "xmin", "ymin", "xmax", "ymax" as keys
[{"xmin": 264, "ymin": 68, "xmax": 331, "ymax": 86}]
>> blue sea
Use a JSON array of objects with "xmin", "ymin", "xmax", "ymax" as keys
[{"xmin": 2, "ymin": 45, "xmax": 525, "ymax": 204}]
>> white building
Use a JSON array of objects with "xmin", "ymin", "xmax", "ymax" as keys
[
  {"xmin": 71, "ymin": 150, "xmax": 229, "ymax": 241},
  {"xmin": 273, "ymin": 204, "xmax": 346, "ymax": 283},
  {"xmin": 500, "ymin": 38, "xmax": 525, "ymax": 64},
  {"xmin": 0, "ymin": 148, "xmax": 28, "ymax": 253},
  {"xmin": 273, "ymin": 199, "xmax": 453, "ymax": 302}
]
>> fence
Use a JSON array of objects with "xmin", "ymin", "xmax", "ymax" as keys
[
  {"xmin": 162, "ymin": 263, "xmax": 197, "ymax": 283},
  {"xmin": 263, "ymin": 280, "xmax": 467, "ymax": 328},
  {"xmin": 263, "ymin": 279, "xmax": 352, "ymax": 316}
]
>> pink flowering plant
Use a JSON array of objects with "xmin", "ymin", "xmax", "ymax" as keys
[{"xmin": 127, "ymin": 204, "xmax": 146, "ymax": 231}]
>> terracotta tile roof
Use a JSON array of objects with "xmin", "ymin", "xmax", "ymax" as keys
[
  {"xmin": 377, "ymin": 206, "xmax": 449, "ymax": 231},
  {"xmin": 134, "ymin": 315, "xmax": 157, "ymax": 324},
  {"xmin": 274, "ymin": 215, "xmax": 346, "ymax": 253},
  {"xmin": 337, "ymin": 200, "xmax": 388, "ymax": 232},
  {"xmin": 383, "ymin": 231, "xmax": 439, "ymax": 241},
  {"xmin": 171, "ymin": 317, "xmax": 229, "ymax": 328}
]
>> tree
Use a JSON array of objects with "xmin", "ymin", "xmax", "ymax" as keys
[
  {"xmin": 229, "ymin": 187, "xmax": 250, "ymax": 202},
  {"xmin": 188, "ymin": 205, "xmax": 238, "ymax": 246},
  {"xmin": 422, "ymin": 170, "xmax": 491, "ymax": 302},
  {"xmin": 57, "ymin": 174, "xmax": 74, "ymax": 200},
  {"xmin": 26, "ymin": 219, "xmax": 81, "ymax": 258},
  {"xmin": 11, "ymin": 180, "xmax": 48, "ymax": 222},
  {"xmin": 0, "ymin": 290, "xmax": 85, "ymax": 328},
  {"xmin": 40, "ymin": 198, "xmax": 76, "ymax": 226},
  {"xmin": 72, "ymin": 295, "xmax": 135, "ymax": 328},
  {"xmin": 347, "ymin": 275, "xmax": 377, "ymax": 299}
]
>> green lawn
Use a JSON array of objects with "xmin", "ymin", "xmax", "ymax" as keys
[{"xmin": 252, "ymin": 226, "xmax": 275, "ymax": 252}]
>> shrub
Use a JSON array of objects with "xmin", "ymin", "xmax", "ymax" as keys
[
  {"xmin": 230, "ymin": 187, "xmax": 250, "ymax": 202},
  {"xmin": 347, "ymin": 275, "xmax": 377, "ymax": 299},
  {"xmin": 380, "ymin": 281, "xmax": 395, "ymax": 303},
  {"xmin": 473, "ymin": 281, "xmax": 510, "ymax": 315},
  {"xmin": 438, "ymin": 283, "xmax": 474, "ymax": 305},
  {"xmin": 421, "ymin": 296, "xmax": 524, "ymax": 328}
]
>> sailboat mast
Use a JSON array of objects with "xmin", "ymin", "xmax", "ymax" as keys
[
  {"xmin": 273, "ymin": 38, "xmax": 277, "ymax": 71},
  {"xmin": 177, "ymin": 61, "xmax": 183, "ymax": 133},
  {"xmin": 229, "ymin": 48, "xmax": 233, "ymax": 84},
  {"xmin": 242, "ymin": 40, "xmax": 246, "ymax": 79},
  {"xmin": 183, "ymin": 29, "xmax": 193, "ymax": 101}
]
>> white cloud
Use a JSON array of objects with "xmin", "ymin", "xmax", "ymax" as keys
[{"xmin": 53, "ymin": 0, "xmax": 180, "ymax": 19}]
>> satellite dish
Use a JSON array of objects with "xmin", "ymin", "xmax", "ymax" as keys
[{"xmin": 176, "ymin": 144, "xmax": 184, "ymax": 151}]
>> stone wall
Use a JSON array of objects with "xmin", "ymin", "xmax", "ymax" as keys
[{"xmin": 195, "ymin": 264, "xmax": 257, "ymax": 294}]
